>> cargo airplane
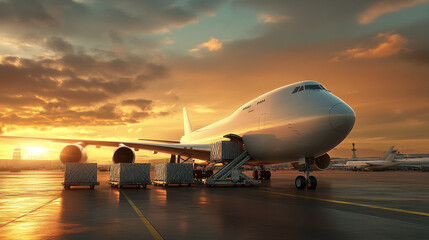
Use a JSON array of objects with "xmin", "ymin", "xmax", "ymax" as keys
[{"xmin": 0, "ymin": 80, "xmax": 355, "ymax": 189}]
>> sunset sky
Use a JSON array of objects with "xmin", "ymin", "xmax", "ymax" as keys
[{"xmin": 0, "ymin": 0, "xmax": 429, "ymax": 162}]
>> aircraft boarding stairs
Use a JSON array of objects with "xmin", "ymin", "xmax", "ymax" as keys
[{"xmin": 204, "ymin": 151, "xmax": 260, "ymax": 186}]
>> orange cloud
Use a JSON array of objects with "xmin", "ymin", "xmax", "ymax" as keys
[
  {"xmin": 358, "ymin": 0, "xmax": 428, "ymax": 24},
  {"xmin": 333, "ymin": 33, "xmax": 407, "ymax": 60},
  {"xmin": 257, "ymin": 13, "xmax": 289, "ymax": 23},
  {"xmin": 189, "ymin": 37, "xmax": 223, "ymax": 52}
]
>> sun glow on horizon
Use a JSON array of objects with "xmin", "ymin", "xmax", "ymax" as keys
[{"xmin": 23, "ymin": 146, "xmax": 49, "ymax": 160}]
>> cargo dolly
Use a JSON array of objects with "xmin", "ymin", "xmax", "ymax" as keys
[
  {"xmin": 204, "ymin": 151, "xmax": 260, "ymax": 186},
  {"xmin": 107, "ymin": 180, "xmax": 149, "ymax": 189},
  {"xmin": 62, "ymin": 182, "xmax": 100, "ymax": 190},
  {"xmin": 152, "ymin": 180, "xmax": 193, "ymax": 187}
]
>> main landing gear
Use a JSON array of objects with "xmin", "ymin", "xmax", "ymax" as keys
[
  {"xmin": 253, "ymin": 166, "xmax": 271, "ymax": 180},
  {"xmin": 295, "ymin": 157, "xmax": 317, "ymax": 190}
]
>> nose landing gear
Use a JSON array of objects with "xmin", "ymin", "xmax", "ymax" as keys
[{"xmin": 295, "ymin": 157, "xmax": 318, "ymax": 190}]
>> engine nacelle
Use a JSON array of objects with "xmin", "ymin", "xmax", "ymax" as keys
[
  {"xmin": 59, "ymin": 144, "xmax": 88, "ymax": 164},
  {"xmin": 291, "ymin": 153, "xmax": 331, "ymax": 171},
  {"xmin": 112, "ymin": 145, "xmax": 135, "ymax": 163}
]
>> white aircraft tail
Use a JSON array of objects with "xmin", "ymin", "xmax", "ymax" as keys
[
  {"xmin": 381, "ymin": 146, "xmax": 394, "ymax": 160},
  {"xmin": 385, "ymin": 151, "xmax": 397, "ymax": 162},
  {"xmin": 183, "ymin": 107, "xmax": 193, "ymax": 135}
]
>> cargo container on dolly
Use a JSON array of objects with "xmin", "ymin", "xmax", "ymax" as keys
[
  {"xmin": 153, "ymin": 163, "xmax": 194, "ymax": 187},
  {"xmin": 107, "ymin": 163, "xmax": 151, "ymax": 189},
  {"xmin": 63, "ymin": 163, "xmax": 100, "ymax": 190}
]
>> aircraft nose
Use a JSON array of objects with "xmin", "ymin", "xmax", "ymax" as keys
[{"xmin": 329, "ymin": 103, "xmax": 355, "ymax": 134}]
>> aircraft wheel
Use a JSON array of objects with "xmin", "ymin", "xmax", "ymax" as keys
[
  {"xmin": 295, "ymin": 176, "xmax": 306, "ymax": 190},
  {"xmin": 260, "ymin": 170, "xmax": 265, "ymax": 180},
  {"xmin": 252, "ymin": 170, "xmax": 259, "ymax": 180},
  {"xmin": 266, "ymin": 171, "xmax": 271, "ymax": 180},
  {"xmin": 307, "ymin": 176, "xmax": 317, "ymax": 190}
]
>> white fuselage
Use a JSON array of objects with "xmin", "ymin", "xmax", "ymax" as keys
[{"xmin": 180, "ymin": 81, "xmax": 356, "ymax": 165}]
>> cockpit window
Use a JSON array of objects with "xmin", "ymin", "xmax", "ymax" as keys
[
  {"xmin": 292, "ymin": 86, "xmax": 300, "ymax": 93},
  {"xmin": 292, "ymin": 84, "xmax": 327, "ymax": 94},
  {"xmin": 305, "ymin": 85, "xmax": 322, "ymax": 90}
]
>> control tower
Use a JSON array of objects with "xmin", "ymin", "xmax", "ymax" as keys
[{"xmin": 351, "ymin": 143, "xmax": 357, "ymax": 159}]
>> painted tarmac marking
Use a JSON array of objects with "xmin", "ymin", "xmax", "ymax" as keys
[
  {"xmin": 370, "ymin": 198, "xmax": 418, "ymax": 201},
  {"xmin": 261, "ymin": 190, "xmax": 429, "ymax": 217},
  {"xmin": 0, "ymin": 195, "xmax": 61, "ymax": 228},
  {"xmin": 120, "ymin": 190, "xmax": 164, "ymax": 240}
]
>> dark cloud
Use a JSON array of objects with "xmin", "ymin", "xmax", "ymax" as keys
[
  {"xmin": 122, "ymin": 99, "xmax": 153, "ymax": 111},
  {"xmin": 45, "ymin": 36, "xmax": 74, "ymax": 54},
  {"xmin": 0, "ymin": 50, "xmax": 168, "ymax": 127},
  {"xmin": 187, "ymin": 0, "xmax": 228, "ymax": 14},
  {"xmin": 0, "ymin": 0, "xmax": 225, "ymax": 44},
  {"xmin": 0, "ymin": 102, "xmax": 156, "ymax": 127},
  {"xmin": 0, "ymin": 0, "xmax": 56, "ymax": 27}
]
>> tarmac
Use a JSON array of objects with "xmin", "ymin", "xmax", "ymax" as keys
[{"xmin": 0, "ymin": 170, "xmax": 428, "ymax": 240}]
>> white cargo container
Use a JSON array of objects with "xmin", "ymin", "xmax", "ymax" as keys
[
  {"xmin": 108, "ymin": 163, "xmax": 150, "ymax": 188},
  {"xmin": 63, "ymin": 163, "xmax": 99, "ymax": 190},
  {"xmin": 153, "ymin": 163, "xmax": 194, "ymax": 186}
]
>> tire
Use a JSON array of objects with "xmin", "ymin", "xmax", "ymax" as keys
[
  {"xmin": 266, "ymin": 171, "xmax": 271, "ymax": 180},
  {"xmin": 295, "ymin": 176, "xmax": 306, "ymax": 189},
  {"xmin": 307, "ymin": 176, "xmax": 317, "ymax": 190},
  {"xmin": 260, "ymin": 171, "xmax": 265, "ymax": 180},
  {"xmin": 90, "ymin": 185, "xmax": 95, "ymax": 190},
  {"xmin": 252, "ymin": 170, "xmax": 259, "ymax": 180}
]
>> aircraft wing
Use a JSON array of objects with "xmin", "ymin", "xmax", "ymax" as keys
[{"xmin": 0, "ymin": 136, "xmax": 211, "ymax": 160}]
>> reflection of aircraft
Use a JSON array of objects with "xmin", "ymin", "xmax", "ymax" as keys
[{"xmin": 0, "ymin": 81, "xmax": 355, "ymax": 189}]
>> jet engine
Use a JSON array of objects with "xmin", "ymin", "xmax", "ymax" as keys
[
  {"xmin": 59, "ymin": 144, "xmax": 88, "ymax": 163},
  {"xmin": 291, "ymin": 153, "xmax": 331, "ymax": 171},
  {"xmin": 112, "ymin": 145, "xmax": 135, "ymax": 163}
]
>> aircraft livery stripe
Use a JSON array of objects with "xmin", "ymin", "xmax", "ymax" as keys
[
  {"xmin": 120, "ymin": 190, "xmax": 165, "ymax": 240},
  {"xmin": 260, "ymin": 190, "xmax": 429, "ymax": 217}
]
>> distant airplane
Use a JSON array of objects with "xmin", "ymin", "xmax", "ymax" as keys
[
  {"xmin": 344, "ymin": 146, "xmax": 429, "ymax": 171},
  {"xmin": 329, "ymin": 145, "xmax": 394, "ymax": 169},
  {"xmin": 0, "ymin": 80, "xmax": 355, "ymax": 189},
  {"xmin": 395, "ymin": 157, "xmax": 429, "ymax": 170},
  {"xmin": 344, "ymin": 146, "xmax": 396, "ymax": 170}
]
